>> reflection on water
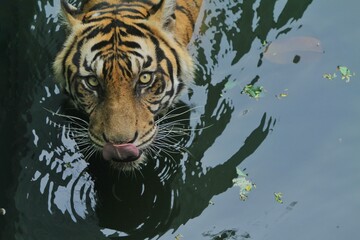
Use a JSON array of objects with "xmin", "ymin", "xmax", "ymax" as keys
[
  {"xmin": 32, "ymin": 119, "xmax": 95, "ymax": 222},
  {"xmin": 18, "ymin": 102, "xmax": 273, "ymax": 240},
  {"xmin": 0, "ymin": 0, "xmax": 314, "ymax": 239},
  {"xmin": 193, "ymin": 0, "xmax": 313, "ymax": 86},
  {"xmin": 263, "ymin": 36, "xmax": 323, "ymax": 64}
]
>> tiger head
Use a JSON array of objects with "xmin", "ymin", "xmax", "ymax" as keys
[{"xmin": 53, "ymin": 0, "xmax": 197, "ymax": 170}]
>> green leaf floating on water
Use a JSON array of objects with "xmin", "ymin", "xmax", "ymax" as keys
[
  {"xmin": 337, "ymin": 66, "xmax": 354, "ymax": 82},
  {"xmin": 175, "ymin": 234, "xmax": 183, "ymax": 240},
  {"xmin": 276, "ymin": 89, "xmax": 289, "ymax": 99},
  {"xmin": 277, "ymin": 93, "xmax": 288, "ymax": 98},
  {"xmin": 232, "ymin": 168, "xmax": 256, "ymax": 201},
  {"xmin": 323, "ymin": 73, "xmax": 337, "ymax": 80},
  {"xmin": 241, "ymin": 84, "xmax": 264, "ymax": 99},
  {"xmin": 323, "ymin": 66, "xmax": 355, "ymax": 82},
  {"xmin": 338, "ymin": 66, "xmax": 350, "ymax": 76},
  {"xmin": 262, "ymin": 40, "xmax": 268, "ymax": 47},
  {"xmin": 274, "ymin": 192, "xmax": 283, "ymax": 204}
]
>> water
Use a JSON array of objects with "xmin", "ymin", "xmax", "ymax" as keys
[{"xmin": 1, "ymin": 0, "xmax": 360, "ymax": 239}]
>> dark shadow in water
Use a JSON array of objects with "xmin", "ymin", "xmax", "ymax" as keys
[
  {"xmin": 195, "ymin": 0, "xmax": 313, "ymax": 81},
  {"xmin": 0, "ymin": 0, "xmax": 49, "ymax": 237},
  {"xmin": 0, "ymin": 0, "xmax": 68, "ymax": 239},
  {"xmin": 0, "ymin": 0, "xmax": 312, "ymax": 239},
  {"xmin": 91, "ymin": 113, "xmax": 273, "ymax": 240}
]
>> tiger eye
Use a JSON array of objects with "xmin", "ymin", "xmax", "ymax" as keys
[
  {"xmin": 139, "ymin": 73, "xmax": 152, "ymax": 84},
  {"xmin": 86, "ymin": 77, "xmax": 99, "ymax": 88}
]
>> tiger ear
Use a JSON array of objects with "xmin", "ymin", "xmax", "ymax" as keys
[
  {"xmin": 148, "ymin": 0, "xmax": 176, "ymax": 32},
  {"xmin": 60, "ymin": 0, "xmax": 81, "ymax": 28}
]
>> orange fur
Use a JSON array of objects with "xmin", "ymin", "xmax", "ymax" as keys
[{"xmin": 54, "ymin": 0, "xmax": 203, "ymax": 170}]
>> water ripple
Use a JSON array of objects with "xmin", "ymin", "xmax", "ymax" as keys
[{"xmin": 31, "ymin": 116, "xmax": 96, "ymax": 222}]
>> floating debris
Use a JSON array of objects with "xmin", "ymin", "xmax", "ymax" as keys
[
  {"xmin": 276, "ymin": 89, "xmax": 289, "ymax": 99},
  {"xmin": 232, "ymin": 168, "xmax": 256, "ymax": 201},
  {"xmin": 337, "ymin": 66, "xmax": 354, "ymax": 82},
  {"xmin": 202, "ymin": 229, "xmax": 243, "ymax": 239},
  {"xmin": 175, "ymin": 234, "xmax": 183, "ymax": 240},
  {"xmin": 274, "ymin": 192, "xmax": 284, "ymax": 204},
  {"xmin": 64, "ymin": 162, "xmax": 74, "ymax": 169},
  {"xmin": 323, "ymin": 66, "xmax": 355, "ymax": 82},
  {"xmin": 0, "ymin": 208, "xmax": 6, "ymax": 215},
  {"xmin": 323, "ymin": 73, "xmax": 337, "ymax": 80},
  {"xmin": 277, "ymin": 93, "xmax": 288, "ymax": 99},
  {"xmin": 263, "ymin": 36, "xmax": 323, "ymax": 64},
  {"xmin": 241, "ymin": 84, "xmax": 264, "ymax": 99}
]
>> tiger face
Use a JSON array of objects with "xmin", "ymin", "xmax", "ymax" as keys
[{"xmin": 54, "ymin": 0, "xmax": 202, "ymax": 170}]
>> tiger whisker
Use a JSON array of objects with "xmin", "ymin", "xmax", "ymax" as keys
[
  {"xmin": 157, "ymin": 129, "xmax": 192, "ymax": 136},
  {"xmin": 156, "ymin": 105, "xmax": 204, "ymax": 123},
  {"xmin": 158, "ymin": 122, "xmax": 213, "ymax": 131},
  {"xmin": 44, "ymin": 108, "xmax": 98, "ymax": 161},
  {"xmin": 46, "ymin": 103, "xmax": 205, "ymax": 168},
  {"xmin": 156, "ymin": 117, "xmax": 200, "ymax": 127},
  {"xmin": 82, "ymin": 145, "xmax": 99, "ymax": 161},
  {"xmin": 149, "ymin": 144, "xmax": 177, "ymax": 165},
  {"xmin": 63, "ymin": 125, "xmax": 88, "ymax": 131},
  {"xmin": 44, "ymin": 108, "xmax": 89, "ymax": 126}
]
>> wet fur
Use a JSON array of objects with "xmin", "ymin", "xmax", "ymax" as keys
[{"xmin": 54, "ymin": 0, "xmax": 203, "ymax": 170}]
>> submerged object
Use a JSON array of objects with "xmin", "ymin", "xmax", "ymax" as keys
[{"xmin": 264, "ymin": 36, "xmax": 323, "ymax": 64}]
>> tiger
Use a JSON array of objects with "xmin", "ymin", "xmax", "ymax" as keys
[{"xmin": 53, "ymin": 0, "xmax": 203, "ymax": 171}]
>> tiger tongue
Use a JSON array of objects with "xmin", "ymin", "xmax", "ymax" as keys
[{"xmin": 102, "ymin": 143, "xmax": 140, "ymax": 162}]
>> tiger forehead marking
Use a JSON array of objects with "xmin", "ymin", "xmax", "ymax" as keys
[{"xmin": 54, "ymin": 0, "xmax": 203, "ymax": 171}]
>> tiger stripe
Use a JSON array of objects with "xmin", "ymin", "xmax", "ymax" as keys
[{"xmin": 53, "ymin": 0, "xmax": 203, "ymax": 170}]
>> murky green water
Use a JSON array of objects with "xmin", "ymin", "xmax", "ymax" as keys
[{"xmin": 1, "ymin": 0, "xmax": 360, "ymax": 239}]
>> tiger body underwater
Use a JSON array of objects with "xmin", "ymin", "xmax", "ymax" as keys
[{"xmin": 53, "ymin": 0, "xmax": 203, "ymax": 170}]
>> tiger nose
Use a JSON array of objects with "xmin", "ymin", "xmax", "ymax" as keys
[{"xmin": 102, "ymin": 131, "xmax": 139, "ymax": 144}]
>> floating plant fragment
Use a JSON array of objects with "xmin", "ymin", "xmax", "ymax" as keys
[
  {"xmin": 263, "ymin": 36, "xmax": 323, "ymax": 64},
  {"xmin": 337, "ymin": 66, "xmax": 354, "ymax": 82},
  {"xmin": 276, "ymin": 89, "xmax": 289, "ymax": 99},
  {"xmin": 64, "ymin": 162, "xmax": 74, "ymax": 169},
  {"xmin": 232, "ymin": 168, "xmax": 256, "ymax": 201},
  {"xmin": 276, "ymin": 93, "xmax": 288, "ymax": 99},
  {"xmin": 175, "ymin": 234, "xmax": 183, "ymax": 240},
  {"xmin": 274, "ymin": 192, "xmax": 284, "ymax": 204},
  {"xmin": 323, "ymin": 73, "xmax": 337, "ymax": 80},
  {"xmin": 323, "ymin": 66, "xmax": 355, "ymax": 82},
  {"xmin": 241, "ymin": 84, "xmax": 264, "ymax": 99}
]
